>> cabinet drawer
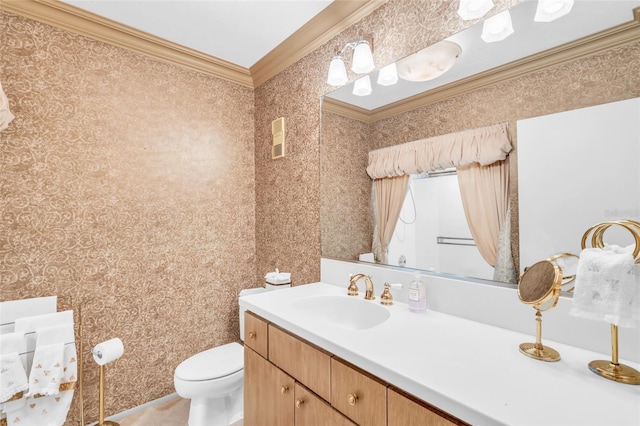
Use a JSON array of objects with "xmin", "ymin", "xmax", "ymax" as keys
[
  {"xmin": 388, "ymin": 387, "xmax": 467, "ymax": 426},
  {"xmin": 331, "ymin": 358, "xmax": 387, "ymax": 426},
  {"xmin": 295, "ymin": 383, "xmax": 356, "ymax": 426},
  {"xmin": 244, "ymin": 311, "xmax": 268, "ymax": 358},
  {"xmin": 268, "ymin": 324, "xmax": 332, "ymax": 401}
]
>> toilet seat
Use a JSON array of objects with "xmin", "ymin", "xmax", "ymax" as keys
[{"xmin": 175, "ymin": 342, "xmax": 243, "ymax": 381}]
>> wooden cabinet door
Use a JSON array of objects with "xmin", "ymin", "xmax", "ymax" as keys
[
  {"xmin": 388, "ymin": 388, "xmax": 465, "ymax": 426},
  {"xmin": 244, "ymin": 347, "xmax": 295, "ymax": 426},
  {"xmin": 330, "ymin": 358, "xmax": 387, "ymax": 426},
  {"xmin": 244, "ymin": 311, "xmax": 269, "ymax": 358},
  {"xmin": 294, "ymin": 383, "xmax": 356, "ymax": 426}
]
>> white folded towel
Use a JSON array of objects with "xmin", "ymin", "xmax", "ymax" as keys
[
  {"xmin": 36, "ymin": 324, "xmax": 77, "ymax": 387},
  {"xmin": 570, "ymin": 245, "xmax": 639, "ymax": 328},
  {"xmin": 26, "ymin": 343, "xmax": 65, "ymax": 397},
  {"xmin": 0, "ymin": 333, "xmax": 25, "ymax": 357},
  {"xmin": 0, "ymin": 353, "xmax": 29, "ymax": 403}
]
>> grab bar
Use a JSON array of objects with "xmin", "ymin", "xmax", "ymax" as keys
[{"xmin": 437, "ymin": 236, "xmax": 476, "ymax": 246}]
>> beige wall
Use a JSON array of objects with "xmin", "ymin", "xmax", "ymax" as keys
[{"xmin": 1, "ymin": 11, "xmax": 256, "ymax": 425}]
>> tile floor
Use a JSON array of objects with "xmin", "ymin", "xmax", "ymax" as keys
[{"xmin": 118, "ymin": 396, "xmax": 242, "ymax": 426}]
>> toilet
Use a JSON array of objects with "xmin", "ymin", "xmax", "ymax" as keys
[{"xmin": 174, "ymin": 286, "xmax": 283, "ymax": 426}]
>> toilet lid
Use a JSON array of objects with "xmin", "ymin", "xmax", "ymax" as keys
[{"xmin": 175, "ymin": 342, "xmax": 243, "ymax": 381}]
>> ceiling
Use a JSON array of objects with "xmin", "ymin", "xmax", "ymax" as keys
[
  {"xmin": 1, "ymin": 0, "xmax": 385, "ymax": 87},
  {"xmin": 60, "ymin": 0, "xmax": 334, "ymax": 69}
]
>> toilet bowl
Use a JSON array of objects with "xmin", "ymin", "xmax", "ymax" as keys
[{"xmin": 173, "ymin": 286, "xmax": 284, "ymax": 426}]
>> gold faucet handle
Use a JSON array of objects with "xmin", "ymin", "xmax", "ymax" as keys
[
  {"xmin": 380, "ymin": 283, "xmax": 393, "ymax": 305},
  {"xmin": 347, "ymin": 274, "xmax": 359, "ymax": 296},
  {"xmin": 380, "ymin": 283, "xmax": 402, "ymax": 306}
]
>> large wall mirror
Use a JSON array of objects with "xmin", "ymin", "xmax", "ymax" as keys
[{"xmin": 320, "ymin": 0, "xmax": 640, "ymax": 285}]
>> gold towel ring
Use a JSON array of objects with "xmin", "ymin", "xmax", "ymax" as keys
[{"xmin": 580, "ymin": 220, "xmax": 640, "ymax": 263}]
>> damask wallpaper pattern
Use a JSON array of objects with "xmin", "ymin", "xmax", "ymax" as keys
[{"xmin": 1, "ymin": 11, "xmax": 256, "ymax": 424}]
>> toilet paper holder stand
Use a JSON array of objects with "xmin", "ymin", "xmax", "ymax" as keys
[{"xmin": 92, "ymin": 344, "xmax": 121, "ymax": 426}]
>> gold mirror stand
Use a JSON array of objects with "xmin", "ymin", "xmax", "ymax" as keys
[
  {"xmin": 581, "ymin": 220, "xmax": 640, "ymax": 385},
  {"xmin": 518, "ymin": 260, "xmax": 563, "ymax": 362},
  {"xmin": 519, "ymin": 310, "xmax": 560, "ymax": 362}
]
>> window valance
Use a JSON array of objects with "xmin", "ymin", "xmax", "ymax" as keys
[{"xmin": 366, "ymin": 122, "xmax": 512, "ymax": 179}]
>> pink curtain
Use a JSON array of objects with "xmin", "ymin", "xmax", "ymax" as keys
[
  {"xmin": 372, "ymin": 175, "xmax": 410, "ymax": 264},
  {"xmin": 456, "ymin": 159, "xmax": 509, "ymax": 267}
]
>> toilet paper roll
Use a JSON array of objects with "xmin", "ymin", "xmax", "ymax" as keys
[{"xmin": 92, "ymin": 338, "xmax": 124, "ymax": 366}]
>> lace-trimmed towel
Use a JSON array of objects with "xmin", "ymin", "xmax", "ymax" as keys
[{"xmin": 570, "ymin": 245, "xmax": 640, "ymax": 328}]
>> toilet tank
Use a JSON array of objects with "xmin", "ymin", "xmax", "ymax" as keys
[{"xmin": 238, "ymin": 285, "xmax": 290, "ymax": 341}]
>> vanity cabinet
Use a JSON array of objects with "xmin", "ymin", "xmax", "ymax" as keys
[
  {"xmin": 244, "ymin": 345, "xmax": 294, "ymax": 425},
  {"xmin": 244, "ymin": 311, "xmax": 467, "ymax": 426}
]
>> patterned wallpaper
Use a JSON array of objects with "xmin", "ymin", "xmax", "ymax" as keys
[
  {"xmin": 320, "ymin": 112, "xmax": 373, "ymax": 261},
  {"xmin": 1, "ymin": 11, "xmax": 256, "ymax": 425}
]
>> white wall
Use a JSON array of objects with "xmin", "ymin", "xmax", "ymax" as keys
[
  {"xmin": 518, "ymin": 97, "xmax": 640, "ymax": 271},
  {"xmin": 321, "ymin": 258, "xmax": 640, "ymax": 363}
]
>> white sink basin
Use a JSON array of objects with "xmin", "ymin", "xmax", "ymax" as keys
[{"xmin": 289, "ymin": 295, "xmax": 390, "ymax": 330}]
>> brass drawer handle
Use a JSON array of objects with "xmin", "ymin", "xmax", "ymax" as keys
[
  {"xmin": 348, "ymin": 393, "xmax": 358, "ymax": 406},
  {"xmin": 249, "ymin": 331, "xmax": 256, "ymax": 339},
  {"xmin": 281, "ymin": 385, "xmax": 289, "ymax": 394},
  {"xmin": 296, "ymin": 398, "xmax": 304, "ymax": 408}
]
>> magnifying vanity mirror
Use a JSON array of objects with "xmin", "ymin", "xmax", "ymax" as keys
[
  {"xmin": 320, "ymin": 0, "xmax": 640, "ymax": 286},
  {"xmin": 517, "ymin": 259, "xmax": 563, "ymax": 361}
]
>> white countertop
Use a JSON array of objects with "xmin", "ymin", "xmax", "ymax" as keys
[{"xmin": 240, "ymin": 282, "xmax": 640, "ymax": 426}]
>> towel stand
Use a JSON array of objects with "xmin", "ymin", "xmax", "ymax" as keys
[{"xmin": 580, "ymin": 220, "xmax": 640, "ymax": 385}]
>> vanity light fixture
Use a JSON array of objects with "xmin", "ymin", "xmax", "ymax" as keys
[
  {"xmin": 326, "ymin": 35, "xmax": 375, "ymax": 87},
  {"xmin": 353, "ymin": 75, "xmax": 372, "ymax": 96},
  {"xmin": 377, "ymin": 63, "xmax": 398, "ymax": 86},
  {"xmin": 457, "ymin": 0, "xmax": 494, "ymax": 20},
  {"xmin": 534, "ymin": 0, "xmax": 574, "ymax": 22},
  {"xmin": 481, "ymin": 10, "xmax": 514, "ymax": 43},
  {"xmin": 396, "ymin": 41, "xmax": 462, "ymax": 82}
]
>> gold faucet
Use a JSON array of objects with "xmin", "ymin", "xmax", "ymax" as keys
[{"xmin": 348, "ymin": 274, "xmax": 375, "ymax": 300}]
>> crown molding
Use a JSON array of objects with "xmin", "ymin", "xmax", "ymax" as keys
[
  {"xmin": 324, "ymin": 8, "xmax": 640, "ymax": 123},
  {"xmin": 1, "ymin": 0, "xmax": 386, "ymax": 89},
  {"xmin": 251, "ymin": 0, "xmax": 389, "ymax": 88},
  {"xmin": 322, "ymin": 97, "xmax": 373, "ymax": 123}
]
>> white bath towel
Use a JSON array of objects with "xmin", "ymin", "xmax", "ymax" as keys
[
  {"xmin": 570, "ymin": 245, "xmax": 639, "ymax": 328},
  {"xmin": 0, "ymin": 353, "xmax": 29, "ymax": 403},
  {"xmin": 26, "ymin": 343, "xmax": 65, "ymax": 397},
  {"xmin": 5, "ymin": 390, "xmax": 74, "ymax": 426}
]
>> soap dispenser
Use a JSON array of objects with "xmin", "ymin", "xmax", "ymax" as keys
[{"xmin": 408, "ymin": 274, "xmax": 427, "ymax": 313}]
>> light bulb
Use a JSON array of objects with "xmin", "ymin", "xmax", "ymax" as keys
[
  {"xmin": 377, "ymin": 63, "xmax": 398, "ymax": 86},
  {"xmin": 353, "ymin": 75, "xmax": 372, "ymax": 96},
  {"xmin": 534, "ymin": 0, "xmax": 574, "ymax": 22},
  {"xmin": 351, "ymin": 41, "xmax": 374, "ymax": 74},
  {"xmin": 327, "ymin": 56, "xmax": 348, "ymax": 86},
  {"xmin": 457, "ymin": 0, "xmax": 494, "ymax": 20},
  {"xmin": 481, "ymin": 10, "xmax": 514, "ymax": 43}
]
